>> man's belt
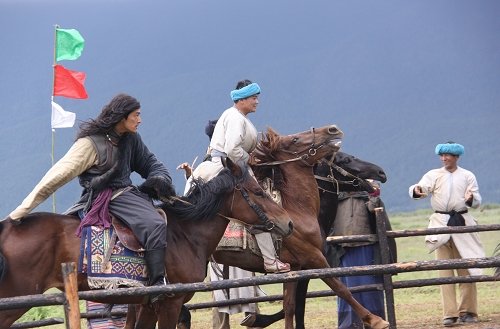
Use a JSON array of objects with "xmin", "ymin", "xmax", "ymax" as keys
[
  {"xmin": 435, "ymin": 209, "xmax": 468, "ymax": 227},
  {"xmin": 435, "ymin": 209, "xmax": 468, "ymax": 215}
]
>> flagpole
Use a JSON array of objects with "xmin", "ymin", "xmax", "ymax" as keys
[{"xmin": 51, "ymin": 24, "xmax": 59, "ymax": 213}]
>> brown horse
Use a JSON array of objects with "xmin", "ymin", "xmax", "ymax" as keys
[
  {"xmin": 212, "ymin": 126, "xmax": 389, "ymax": 329},
  {"xmin": 0, "ymin": 158, "xmax": 293, "ymax": 329},
  {"xmin": 248, "ymin": 151, "xmax": 389, "ymax": 328}
]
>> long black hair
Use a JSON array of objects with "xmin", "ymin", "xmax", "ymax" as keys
[{"xmin": 76, "ymin": 93, "xmax": 140, "ymax": 140}]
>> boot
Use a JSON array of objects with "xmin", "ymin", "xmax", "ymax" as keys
[{"xmin": 145, "ymin": 248, "xmax": 167, "ymax": 303}]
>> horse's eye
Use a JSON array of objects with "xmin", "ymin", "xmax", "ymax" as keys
[{"xmin": 292, "ymin": 137, "xmax": 299, "ymax": 143}]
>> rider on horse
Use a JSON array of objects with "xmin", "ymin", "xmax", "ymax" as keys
[{"xmin": 5, "ymin": 93, "xmax": 175, "ymax": 303}]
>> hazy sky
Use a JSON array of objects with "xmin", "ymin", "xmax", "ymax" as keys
[{"xmin": 1, "ymin": 0, "xmax": 499, "ymax": 213}]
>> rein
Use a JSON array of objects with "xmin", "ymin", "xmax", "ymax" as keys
[
  {"xmin": 170, "ymin": 184, "xmax": 275, "ymax": 233},
  {"xmin": 314, "ymin": 160, "xmax": 372, "ymax": 194}
]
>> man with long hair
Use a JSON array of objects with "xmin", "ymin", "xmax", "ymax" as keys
[{"xmin": 6, "ymin": 93, "xmax": 175, "ymax": 303}]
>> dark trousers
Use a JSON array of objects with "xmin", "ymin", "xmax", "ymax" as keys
[
  {"xmin": 337, "ymin": 245, "xmax": 386, "ymax": 329},
  {"xmin": 108, "ymin": 188, "xmax": 167, "ymax": 250}
]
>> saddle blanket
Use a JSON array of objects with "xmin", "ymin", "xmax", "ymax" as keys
[
  {"xmin": 216, "ymin": 221, "xmax": 261, "ymax": 255},
  {"xmin": 79, "ymin": 226, "xmax": 148, "ymax": 289}
]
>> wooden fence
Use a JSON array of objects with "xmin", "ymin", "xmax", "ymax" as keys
[{"xmin": 3, "ymin": 213, "xmax": 500, "ymax": 329}]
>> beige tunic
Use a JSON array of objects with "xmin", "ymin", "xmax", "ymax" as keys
[
  {"xmin": 209, "ymin": 106, "xmax": 257, "ymax": 164},
  {"xmin": 409, "ymin": 166, "xmax": 485, "ymax": 275},
  {"xmin": 9, "ymin": 137, "xmax": 98, "ymax": 219}
]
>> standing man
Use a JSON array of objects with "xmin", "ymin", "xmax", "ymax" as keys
[
  {"xmin": 409, "ymin": 141, "xmax": 485, "ymax": 327},
  {"xmin": 327, "ymin": 181, "xmax": 395, "ymax": 329}
]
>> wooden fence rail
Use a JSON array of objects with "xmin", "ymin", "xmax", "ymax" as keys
[
  {"xmin": 1, "ymin": 257, "xmax": 498, "ymax": 312},
  {"xmin": 4, "ymin": 219, "xmax": 499, "ymax": 328}
]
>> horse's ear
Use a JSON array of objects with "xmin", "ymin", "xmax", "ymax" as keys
[
  {"xmin": 225, "ymin": 158, "xmax": 243, "ymax": 177},
  {"xmin": 221, "ymin": 156, "xmax": 228, "ymax": 168}
]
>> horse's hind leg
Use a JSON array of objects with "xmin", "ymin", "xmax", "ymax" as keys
[
  {"xmin": 0, "ymin": 309, "xmax": 31, "ymax": 328},
  {"xmin": 322, "ymin": 277, "xmax": 389, "ymax": 329}
]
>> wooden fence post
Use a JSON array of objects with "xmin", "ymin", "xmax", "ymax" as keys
[
  {"xmin": 61, "ymin": 262, "xmax": 81, "ymax": 329},
  {"xmin": 375, "ymin": 207, "xmax": 397, "ymax": 329}
]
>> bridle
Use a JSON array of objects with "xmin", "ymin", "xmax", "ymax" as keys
[
  {"xmin": 214, "ymin": 183, "xmax": 277, "ymax": 234},
  {"xmin": 314, "ymin": 157, "xmax": 373, "ymax": 195},
  {"xmin": 254, "ymin": 127, "xmax": 333, "ymax": 168}
]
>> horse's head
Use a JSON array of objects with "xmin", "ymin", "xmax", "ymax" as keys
[
  {"xmin": 334, "ymin": 152, "xmax": 387, "ymax": 182},
  {"xmin": 222, "ymin": 158, "xmax": 293, "ymax": 237},
  {"xmin": 315, "ymin": 151, "xmax": 387, "ymax": 193},
  {"xmin": 253, "ymin": 125, "xmax": 343, "ymax": 166}
]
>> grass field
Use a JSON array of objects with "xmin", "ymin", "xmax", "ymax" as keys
[{"xmin": 15, "ymin": 205, "xmax": 500, "ymax": 328}]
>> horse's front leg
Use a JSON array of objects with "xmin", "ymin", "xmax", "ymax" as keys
[
  {"xmin": 156, "ymin": 297, "xmax": 184, "ymax": 329},
  {"xmin": 282, "ymin": 281, "xmax": 297, "ymax": 329},
  {"xmin": 132, "ymin": 304, "xmax": 157, "ymax": 329},
  {"xmin": 294, "ymin": 278, "xmax": 310, "ymax": 329},
  {"xmin": 322, "ymin": 277, "xmax": 389, "ymax": 329}
]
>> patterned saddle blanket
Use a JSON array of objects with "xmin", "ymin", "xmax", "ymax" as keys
[
  {"xmin": 78, "ymin": 224, "xmax": 148, "ymax": 289},
  {"xmin": 216, "ymin": 221, "xmax": 261, "ymax": 255}
]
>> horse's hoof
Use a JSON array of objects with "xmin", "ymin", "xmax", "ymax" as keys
[
  {"xmin": 372, "ymin": 319, "xmax": 389, "ymax": 329},
  {"xmin": 240, "ymin": 313, "xmax": 256, "ymax": 327},
  {"xmin": 364, "ymin": 314, "xmax": 389, "ymax": 329}
]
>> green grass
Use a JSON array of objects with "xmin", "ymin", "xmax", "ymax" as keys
[{"xmin": 15, "ymin": 205, "xmax": 500, "ymax": 328}]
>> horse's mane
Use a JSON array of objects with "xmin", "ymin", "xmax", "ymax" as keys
[
  {"xmin": 251, "ymin": 127, "xmax": 287, "ymax": 190},
  {"xmin": 160, "ymin": 167, "xmax": 243, "ymax": 220}
]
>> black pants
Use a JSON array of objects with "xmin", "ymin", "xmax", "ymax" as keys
[{"xmin": 108, "ymin": 188, "xmax": 167, "ymax": 250}]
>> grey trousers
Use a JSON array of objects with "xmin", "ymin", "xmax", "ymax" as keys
[{"xmin": 108, "ymin": 188, "xmax": 167, "ymax": 250}]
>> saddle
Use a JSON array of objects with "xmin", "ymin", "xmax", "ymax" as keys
[{"xmin": 111, "ymin": 215, "xmax": 144, "ymax": 252}]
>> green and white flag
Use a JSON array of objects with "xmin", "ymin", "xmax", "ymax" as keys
[{"xmin": 55, "ymin": 28, "xmax": 85, "ymax": 61}]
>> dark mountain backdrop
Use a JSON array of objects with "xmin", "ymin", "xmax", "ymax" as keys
[{"xmin": 1, "ymin": 0, "xmax": 499, "ymax": 216}]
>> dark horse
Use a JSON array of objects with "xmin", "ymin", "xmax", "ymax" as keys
[
  {"xmin": 245, "ymin": 151, "xmax": 388, "ymax": 328},
  {"xmin": 0, "ymin": 159, "xmax": 293, "ymax": 329},
  {"xmin": 212, "ymin": 126, "xmax": 389, "ymax": 329}
]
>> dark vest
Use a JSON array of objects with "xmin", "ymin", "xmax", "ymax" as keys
[{"xmin": 78, "ymin": 134, "xmax": 127, "ymax": 192}]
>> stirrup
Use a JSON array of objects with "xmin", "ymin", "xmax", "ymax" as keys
[{"xmin": 264, "ymin": 259, "xmax": 290, "ymax": 273}]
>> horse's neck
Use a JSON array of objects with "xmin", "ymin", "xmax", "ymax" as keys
[
  {"xmin": 318, "ymin": 191, "xmax": 339, "ymax": 238},
  {"xmin": 280, "ymin": 166, "xmax": 320, "ymax": 218},
  {"xmin": 168, "ymin": 213, "xmax": 229, "ymax": 260}
]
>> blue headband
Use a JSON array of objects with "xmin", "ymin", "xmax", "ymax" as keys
[
  {"xmin": 435, "ymin": 143, "xmax": 464, "ymax": 156},
  {"xmin": 230, "ymin": 83, "xmax": 261, "ymax": 101}
]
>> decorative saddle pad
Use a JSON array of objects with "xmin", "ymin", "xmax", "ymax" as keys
[
  {"xmin": 215, "ymin": 178, "xmax": 283, "ymax": 256},
  {"xmin": 216, "ymin": 221, "xmax": 261, "ymax": 255},
  {"xmin": 79, "ymin": 226, "xmax": 148, "ymax": 289}
]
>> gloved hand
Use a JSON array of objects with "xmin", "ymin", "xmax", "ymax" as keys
[{"xmin": 139, "ymin": 176, "xmax": 176, "ymax": 200}]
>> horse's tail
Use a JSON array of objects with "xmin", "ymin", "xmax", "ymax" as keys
[{"xmin": 0, "ymin": 221, "xmax": 6, "ymax": 282}]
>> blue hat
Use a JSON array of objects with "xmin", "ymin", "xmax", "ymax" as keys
[
  {"xmin": 435, "ymin": 142, "xmax": 464, "ymax": 156},
  {"xmin": 230, "ymin": 83, "xmax": 261, "ymax": 101}
]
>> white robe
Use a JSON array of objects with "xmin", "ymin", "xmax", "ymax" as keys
[
  {"xmin": 209, "ymin": 262, "xmax": 266, "ymax": 315},
  {"xmin": 409, "ymin": 166, "xmax": 485, "ymax": 275},
  {"xmin": 185, "ymin": 107, "xmax": 264, "ymax": 314}
]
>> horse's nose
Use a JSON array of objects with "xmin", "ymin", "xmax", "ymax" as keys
[
  {"xmin": 379, "ymin": 172, "xmax": 388, "ymax": 183},
  {"xmin": 327, "ymin": 125, "xmax": 343, "ymax": 137}
]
